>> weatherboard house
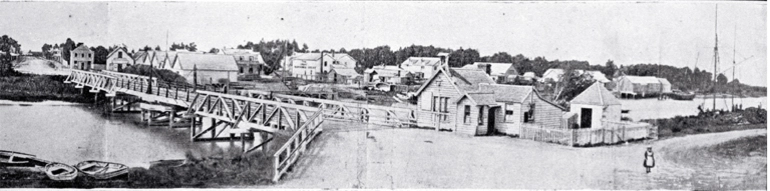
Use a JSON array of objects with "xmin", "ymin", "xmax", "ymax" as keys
[
  {"xmin": 414, "ymin": 58, "xmax": 566, "ymax": 136},
  {"xmin": 569, "ymin": 82, "xmax": 622, "ymax": 129},
  {"xmin": 166, "ymin": 53, "xmax": 239, "ymax": 85},
  {"xmin": 106, "ymin": 48, "xmax": 134, "ymax": 72},
  {"xmin": 69, "ymin": 44, "xmax": 94, "ymax": 70}
]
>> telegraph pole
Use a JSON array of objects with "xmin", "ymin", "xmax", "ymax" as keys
[{"xmin": 712, "ymin": 4, "xmax": 719, "ymax": 110}]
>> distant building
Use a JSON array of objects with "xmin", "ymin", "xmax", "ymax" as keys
[
  {"xmin": 462, "ymin": 62, "xmax": 519, "ymax": 83},
  {"xmin": 327, "ymin": 68, "xmax": 362, "ymax": 85},
  {"xmin": 284, "ymin": 52, "xmax": 357, "ymax": 80},
  {"xmin": 105, "ymin": 48, "xmax": 134, "ymax": 72},
  {"xmin": 540, "ymin": 68, "xmax": 565, "ymax": 82},
  {"xmin": 69, "ymin": 44, "xmax": 94, "ymax": 70},
  {"xmin": 50, "ymin": 47, "xmax": 63, "ymax": 63},
  {"xmin": 363, "ymin": 65, "xmax": 415, "ymax": 84},
  {"xmin": 220, "ymin": 48, "xmax": 266, "ymax": 76},
  {"xmin": 166, "ymin": 53, "xmax": 239, "ymax": 85},
  {"xmin": 399, "ymin": 57, "xmax": 442, "ymax": 79},
  {"xmin": 614, "ymin": 75, "xmax": 671, "ymax": 98},
  {"xmin": 132, "ymin": 51, "xmax": 149, "ymax": 66}
]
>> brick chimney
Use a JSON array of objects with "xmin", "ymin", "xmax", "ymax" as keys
[{"xmin": 438, "ymin": 52, "xmax": 450, "ymax": 75}]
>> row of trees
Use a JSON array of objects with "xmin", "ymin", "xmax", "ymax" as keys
[
  {"xmin": 32, "ymin": 36, "xmax": 764, "ymax": 96},
  {"xmin": 0, "ymin": 35, "xmax": 22, "ymax": 74}
]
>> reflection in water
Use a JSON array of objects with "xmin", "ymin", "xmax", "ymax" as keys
[
  {"xmin": 620, "ymin": 97, "xmax": 767, "ymax": 120},
  {"xmin": 0, "ymin": 102, "xmax": 239, "ymax": 168}
]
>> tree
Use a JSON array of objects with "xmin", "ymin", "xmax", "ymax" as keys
[
  {"xmin": 186, "ymin": 42, "xmax": 197, "ymax": 52},
  {"xmin": 154, "ymin": 46, "xmax": 161, "ymax": 51},
  {"xmin": 208, "ymin": 48, "xmax": 220, "ymax": 54},
  {"xmin": 141, "ymin": 45, "xmax": 152, "ymax": 51},
  {"xmin": 90, "ymin": 46, "xmax": 110, "ymax": 65},
  {"xmin": 0, "ymin": 35, "xmax": 21, "ymax": 74},
  {"xmin": 62, "ymin": 38, "xmax": 76, "ymax": 62}
]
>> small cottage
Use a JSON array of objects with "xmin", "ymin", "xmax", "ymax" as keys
[
  {"xmin": 167, "ymin": 53, "xmax": 239, "ymax": 85},
  {"xmin": 569, "ymin": 82, "xmax": 622, "ymax": 129},
  {"xmin": 328, "ymin": 68, "xmax": 361, "ymax": 85},
  {"xmin": 415, "ymin": 67, "xmax": 566, "ymax": 136}
]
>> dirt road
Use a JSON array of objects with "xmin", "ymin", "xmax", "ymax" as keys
[
  {"xmin": 274, "ymin": 120, "xmax": 765, "ymax": 189},
  {"xmin": 13, "ymin": 58, "xmax": 70, "ymax": 75}
]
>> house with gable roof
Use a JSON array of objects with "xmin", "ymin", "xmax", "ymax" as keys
[
  {"xmin": 219, "ymin": 48, "xmax": 266, "ymax": 76},
  {"xmin": 462, "ymin": 62, "xmax": 519, "ymax": 83},
  {"xmin": 284, "ymin": 52, "xmax": 357, "ymax": 80},
  {"xmin": 569, "ymin": 82, "xmax": 622, "ymax": 129},
  {"xmin": 399, "ymin": 57, "xmax": 442, "ymax": 79},
  {"xmin": 167, "ymin": 53, "xmax": 239, "ymax": 85},
  {"xmin": 106, "ymin": 48, "xmax": 134, "ymax": 72},
  {"xmin": 414, "ymin": 56, "xmax": 567, "ymax": 136}
]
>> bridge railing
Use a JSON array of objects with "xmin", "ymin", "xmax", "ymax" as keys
[{"xmin": 272, "ymin": 109, "xmax": 325, "ymax": 182}]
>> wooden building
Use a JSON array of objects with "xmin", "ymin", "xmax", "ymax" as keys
[
  {"xmin": 569, "ymin": 82, "xmax": 621, "ymax": 129},
  {"xmin": 328, "ymin": 68, "xmax": 361, "ymax": 85},
  {"xmin": 106, "ymin": 48, "xmax": 134, "ymax": 72},
  {"xmin": 414, "ymin": 67, "xmax": 567, "ymax": 136},
  {"xmin": 614, "ymin": 75, "xmax": 669, "ymax": 98}
]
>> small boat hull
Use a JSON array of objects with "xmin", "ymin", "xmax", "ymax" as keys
[
  {"xmin": 45, "ymin": 163, "xmax": 78, "ymax": 181},
  {"xmin": 0, "ymin": 150, "xmax": 51, "ymax": 171},
  {"xmin": 75, "ymin": 160, "xmax": 129, "ymax": 180},
  {"xmin": 665, "ymin": 92, "xmax": 696, "ymax": 100}
]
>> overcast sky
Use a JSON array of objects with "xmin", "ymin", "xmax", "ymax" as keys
[{"xmin": 0, "ymin": 1, "xmax": 766, "ymax": 86}]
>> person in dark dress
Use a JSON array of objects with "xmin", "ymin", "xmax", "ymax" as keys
[{"xmin": 644, "ymin": 147, "xmax": 655, "ymax": 173}]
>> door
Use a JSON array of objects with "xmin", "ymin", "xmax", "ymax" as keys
[
  {"xmin": 487, "ymin": 107, "xmax": 497, "ymax": 135},
  {"xmin": 117, "ymin": 64, "xmax": 123, "ymax": 72},
  {"xmin": 580, "ymin": 108, "xmax": 592, "ymax": 128}
]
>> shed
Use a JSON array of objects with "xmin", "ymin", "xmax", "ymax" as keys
[{"xmin": 569, "ymin": 82, "xmax": 622, "ymax": 129}]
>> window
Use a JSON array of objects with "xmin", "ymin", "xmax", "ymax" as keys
[
  {"xmin": 239, "ymin": 67, "xmax": 244, "ymax": 74},
  {"xmin": 478, "ymin": 107, "xmax": 484, "ymax": 125},
  {"xmin": 88, "ymin": 54, "xmax": 92, "ymax": 57},
  {"xmin": 118, "ymin": 52, "xmax": 123, "ymax": 58},
  {"xmin": 324, "ymin": 61, "xmax": 328, "ymax": 66},
  {"xmin": 505, "ymin": 109, "xmax": 515, "ymax": 122},
  {"xmin": 239, "ymin": 56, "xmax": 244, "ymax": 61},
  {"xmin": 463, "ymin": 105, "xmax": 471, "ymax": 124},
  {"xmin": 432, "ymin": 96, "xmax": 449, "ymax": 122},
  {"xmin": 249, "ymin": 56, "xmax": 253, "ymax": 61},
  {"xmin": 248, "ymin": 67, "xmax": 253, "ymax": 73},
  {"xmin": 524, "ymin": 103, "xmax": 535, "ymax": 123}
]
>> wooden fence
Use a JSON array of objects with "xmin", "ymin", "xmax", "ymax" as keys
[{"xmin": 520, "ymin": 121, "xmax": 656, "ymax": 146}]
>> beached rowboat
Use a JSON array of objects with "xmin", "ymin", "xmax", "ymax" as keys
[
  {"xmin": 44, "ymin": 162, "xmax": 78, "ymax": 181},
  {"xmin": 0, "ymin": 150, "xmax": 51, "ymax": 171},
  {"xmin": 75, "ymin": 160, "xmax": 129, "ymax": 180}
]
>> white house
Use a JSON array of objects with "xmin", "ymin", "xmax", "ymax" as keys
[
  {"xmin": 399, "ymin": 57, "xmax": 442, "ymax": 79},
  {"xmin": 541, "ymin": 68, "xmax": 565, "ymax": 82},
  {"xmin": 69, "ymin": 44, "xmax": 94, "ymax": 70},
  {"xmin": 167, "ymin": 53, "xmax": 239, "ymax": 85},
  {"xmin": 285, "ymin": 52, "xmax": 357, "ymax": 80},
  {"xmin": 462, "ymin": 62, "xmax": 519, "ymax": 82},
  {"xmin": 220, "ymin": 48, "xmax": 266, "ymax": 76},
  {"xmin": 569, "ymin": 82, "xmax": 622, "ymax": 129},
  {"xmin": 105, "ymin": 48, "xmax": 134, "ymax": 72}
]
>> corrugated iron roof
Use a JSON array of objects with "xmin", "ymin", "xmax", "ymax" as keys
[
  {"xmin": 174, "ymin": 53, "xmax": 238, "ymax": 71},
  {"xmin": 570, "ymin": 82, "xmax": 621, "ymax": 106},
  {"xmin": 479, "ymin": 84, "xmax": 533, "ymax": 103},
  {"xmin": 401, "ymin": 57, "xmax": 441, "ymax": 67},
  {"xmin": 623, "ymin": 76, "xmax": 661, "ymax": 84}
]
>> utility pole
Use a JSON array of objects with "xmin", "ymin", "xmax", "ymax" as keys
[
  {"xmin": 731, "ymin": 23, "xmax": 737, "ymax": 109},
  {"xmin": 712, "ymin": 4, "xmax": 719, "ymax": 110}
]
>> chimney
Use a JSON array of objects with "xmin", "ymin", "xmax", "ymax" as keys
[{"xmin": 438, "ymin": 52, "xmax": 450, "ymax": 76}]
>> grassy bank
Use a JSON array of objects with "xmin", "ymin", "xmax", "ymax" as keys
[
  {"xmin": 0, "ymin": 72, "xmax": 92, "ymax": 103},
  {"xmin": 0, "ymin": 134, "xmax": 291, "ymax": 188},
  {"xmin": 644, "ymin": 107, "xmax": 767, "ymax": 138}
]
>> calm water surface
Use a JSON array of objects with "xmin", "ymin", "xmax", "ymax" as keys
[
  {"xmin": 0, "ymin": 101, "xmax": 238, "ymax": 168},
  {"xmin": 620, "ymin": 96, "xmax": 767, "ymax": 120}
]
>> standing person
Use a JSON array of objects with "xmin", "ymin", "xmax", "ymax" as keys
[{"xmin": 644, "ymin": 147, "xmax": 655, "ymax": 173}]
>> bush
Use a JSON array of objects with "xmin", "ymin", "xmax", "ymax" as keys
[{"xmin": 122, "ymin": 65, "xmax": 188, "ymax": 85}]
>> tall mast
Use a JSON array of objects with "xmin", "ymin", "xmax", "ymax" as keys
[
  {"xmin": 731, "ymin": 23, "xmax": 737, "ymax": 109},
  {"xmin": 712, "ymin": 4, "xmax": 719, "ymax": 110}
]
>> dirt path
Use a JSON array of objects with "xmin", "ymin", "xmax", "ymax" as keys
[
  {"xmin": 13, "ymin": 58, "xmax": 70, "ymax": 75},
  {"xmin": 274, "ymin": 121, "xmax": 765, "ymax": 189}
]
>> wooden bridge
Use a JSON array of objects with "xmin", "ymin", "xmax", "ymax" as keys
[{"xmin": 63, "ymin": 69, "xmax": 417, "ymax": 181}]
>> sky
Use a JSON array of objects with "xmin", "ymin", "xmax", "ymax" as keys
[{"xmin": 0, "ymin": 1, "xmax": 766, "ymax": 86}]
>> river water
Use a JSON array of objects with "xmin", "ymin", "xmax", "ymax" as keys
[
  {"xmin": 0, "ymin": 96, "xmax": 765, "ymax": 168},
  {"xmin": 620, "ymin": 96, "xmax": 767, "ymax": 120},
  {"xmin": 0, "ymin": 100, "xmax": 237, "ymax": 168}
]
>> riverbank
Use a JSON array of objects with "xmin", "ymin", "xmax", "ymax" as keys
[
  {"xmin": 0, "ymin": 72, "xmax": 93, "ymax": 103},
  {"xmin": 643, "ymin": 107, "xmax": 767, "ymax": 139}
]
